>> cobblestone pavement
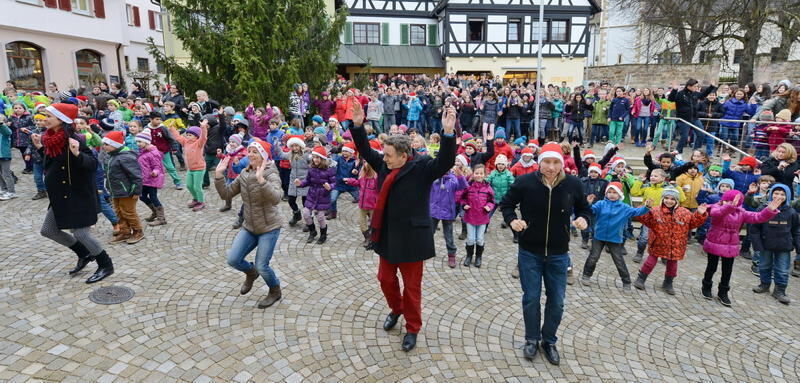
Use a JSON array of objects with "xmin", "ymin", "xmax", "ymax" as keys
[{"xmin": 1, "ymin": 154, "xmax": 799, "ymax": 382}]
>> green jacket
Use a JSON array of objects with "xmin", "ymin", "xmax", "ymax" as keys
[
  {"xmin": 604, "ymin": 172, "xmax": 636, "ymax": 205},
  {"xmin": 0, "ymin": 125, "xmax": 11, "ymax": 159},
  {"xmin": 487, "ymin": 169, "xmax": 515, "ymax": 203},
  {"xmin": 591, "ymin": 100, "xmax": 610, "ymax": 125},
  {"xmin": 551, "ymin": 99, "xmax": 564, "ymax": 118}
]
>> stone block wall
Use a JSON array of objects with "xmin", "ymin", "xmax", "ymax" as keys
[
  {"xmin": 584, "ymin": 62, "xmax": 720, "ymax": 88},
  {"xmin": 753, "ymin": 56, "xmax": 800, "ymax": 85}
]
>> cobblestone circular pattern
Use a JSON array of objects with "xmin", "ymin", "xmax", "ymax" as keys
[
  {"xmin": 1, "ymin": 156, "xmax": 799, "ymax": 382},
  {"xmin": 88, "ymin": 286, "xmax": 136, "ymax": 305}
]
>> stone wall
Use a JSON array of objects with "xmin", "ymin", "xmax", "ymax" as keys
[
  {"xmin": 753, "ymin": 56, "xmax": 800, "ymax": 85},
  {"xmin": 584, "ymin": 62, "xmax": 720, "ymax": 88}
]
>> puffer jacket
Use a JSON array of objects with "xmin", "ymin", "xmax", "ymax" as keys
[
  {"xmin": 720, "ymin": 98, "xmax": 750, "ymax": 128},
  {"xmin": 609, "ymin": 97, "xmax": 631, "ymax": 121},
  {"xmin": 9, "ymin": 112, "xmax": 33, "ymax": 148},
  {"xmin": 137, "ymin": 146, "xmax": 165, "ymax": 188},
  {"xmin": 703, "ymin": 190, "xmax": 778, "ymax": 257},
  {"xmin": 481, "ymin": 99, "xmax": 500, "ymax": 124},
  {"xmin": 405, "ymin": 98, "xmax": 423, "ymax": 121},
  {"xmin": 245, "ymin": 105, "xmax": 275, "ymax": 140},
  {"xmin": 300, "ymin": 166, "xmax": 336, "ymax": 211},
  {"xmin": 487, "ymin": 169, "xmax": 514, "ymax": 203},
  {"xmin": 632, "ymin": 97, "xmax": 657, "ymax": 118},
  {"xmin": 215, "ymin": 163, "xmax": 283, "ymax": 235},
  {"xmin": 590, "ymin": 100, "xmax": 610, "ymax": 125},
  {"xmin": 721, "ymin": 160, "xmax": 760, "ymax": 194},
  {"xmin": 675, "ymin": 172, "xmax": 704, "ymax": 208},
  {"xmin": 0, "ymin": 125, "xmax": 11, "ymax": 159},
  {"xmin": 429, "ymin": 172, "xmax": 468, "ymax": 221},
  {"xmin": 460, "ymin": 180, "xmax": 495, "ymax": 225},
  {"xmin": 638, "ymin": 204, "xmax": 708, "ymax": 260},
  {"xmin": 697, "ymin": 99, "xmax": 724, "ymax": 134},
  {"xmin": 346, "ymin": 175, "xmax": 378, "ymax": 210},
  {"xmin": 630, "ymin": 180, "xmax": 686, "ymax": 206},
  {"xmin": 750, "ymin": 184, "xmax": 800, "ymax": 253},
  {"xmin": 104, "ymin": 147, "xmax": 143, "ymax": 198},
  {"xmin": 591, "ymin": 198, "xmax": 649, "ymax": 243},
  {"xmin": 668, "ymin": 85, "xmax": 716, "ymax": 122},
  {"xmin": 280, "ymin": 151, "xmax": 309, "ymax": 197}
]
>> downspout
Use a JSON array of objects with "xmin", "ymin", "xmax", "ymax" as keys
[{"xmin": 115, "ymin": 43, "xmax": 123, "ymax": 85}]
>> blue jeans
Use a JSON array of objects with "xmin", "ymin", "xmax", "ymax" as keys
[
  {"xmin": 429, "ymin": 118, "xmax": 442, "ymax": 135},
  {"xmin": 226, "ymin": 228, "xmax": 282, "ymax": 288},
  {"xmin": 567, "ymin": 121, "xmax": 583, "ymax": 143},
  {"xmin": 466, "ymin": 223, "xmax": 487, "ymax": 246},
  {"xmin": 518, "ymin": 248, "xmax": 569, "ymax": 344},
  {"xmin": 719, "ymin": 125, "xmax": 741, "ymax": 147},
  {"xmin": 634, "ymin": 116, "xmax": 650, "ymax": 143},
  {"xmin": 330, "ymin": 188, "xmax": 359, "ymax": 212},
  {"xmin": 408, "ymin": 119, "xmax": 420, "ymax": 131},
  {"xmin": 432, "ymin": 218, "xmax": 456, "ymax": 254},
  {"xmin": 637, "ymin": 225, "xmax": 649, "ymax": 254},
  {"xmin": 676, "ymin": 119, "xmax": 700, "ymax": 153},
  {"xmin": 507, "ymin": 119, "xmax": 521, "ymax": 140},
  {"xmin": 591, "ymin": 124, "xmax": 607, "ymax": 145},
  {"xmin": 759, "ymin": 250, "xmax": 791, "ymax": 287},
  {"xmin": 33, "ymin": 161, "xmax": 46, "ymax": 191},
  {"xmin": 98, "ymin": 192, "xmax": 118, "ymax": 225}
]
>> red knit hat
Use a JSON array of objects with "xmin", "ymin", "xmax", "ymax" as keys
[
  {"xmin": 582, "ymin": 149, "xmax": 595, "ymax": 161},
  {"xmin": 45, "ymin": 103, "xmax": 78, "ymax": 124},
  {"xmin": 464, "ymin": 140, "xmax": 479, "ymax": 150},
  {"xmin": 102, "ymin": 131, "xmax": 125, "ymax": 149},
  {"xmin": 409, "ymin": 92, "xmax": 417, "ymax": 97},
  {"xmin": 311, "ymin": 145, "xmax": 328, "ymax": 160},
  {"xmin": 738, "ymin": 156, "xmax": 758, "ymax": 168},
  {"xmin": 248, "ymin": 138, "xmax": 272, "ymax": 160},
  {"xmin": 588, "ymin": 163, "xmax": 602, "ymax": 174},
  {"xmin": 538, "ymin": 142, "xmax": 563, "ymax": 165},
  {"xmin": 606, "ymin": 181, "xmax": 624, "ymax": 198},
  {"xmin": 342, "ymin": 142, "xmax": 356, "ymax": 154}
]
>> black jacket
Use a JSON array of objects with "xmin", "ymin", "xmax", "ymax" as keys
[
  {"xmin": 500, "ymin": 172, "xmax": 591, "ymax": 256},
  {"xmin": 202, "ymin": 114, "xmax": 226, "ymax": 156},
  {"xmin": 352, "ymin": 123, "xmax": 456, "ymax": 264},
  {"xmin": 760, "ymin": 158, "xmax": 800, "ymax": 198},
  {"xmin": 751, "ymin": 204, "xmax": 800, "ymax": 252},
  {"xmin": 104, "ymin": 148, "xmax": 142, "ymax": 198},
  {"xmin": 40, "ymin": 130, "xmax": 100, "ymax": 229},
  {"xmin": 668, "ymin": 85, "xmax": 716, "ymax": 122},
  {"xmin": 466, "ymin": 139, "xmax": 495, "ymax": 169},
  {"xmin": 697, "ymin": 99, "xmax": 724, "ymax": 134}
]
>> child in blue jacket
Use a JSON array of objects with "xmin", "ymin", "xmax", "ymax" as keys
[{"xmin": 608, "ymin": 87, "xmax": 631, "ymax": 144}]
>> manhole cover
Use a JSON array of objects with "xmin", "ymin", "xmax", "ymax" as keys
[{"xmin": 89, "ymin": 286, "xmax": 134, "ymax": 305}]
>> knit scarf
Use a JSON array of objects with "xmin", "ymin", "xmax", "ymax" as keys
[
  {"xmin": 370, "ymin": 167, "xmax": 401, "ymax": 243},
  {"xmin": 42, "ymin": 128, "xmax": 67, "ymax": 158}
]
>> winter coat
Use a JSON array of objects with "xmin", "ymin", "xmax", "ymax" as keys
[
  {"xmin": 202, "ymin": 116, "xmax": 225, "ymax": 156},
  {"xmin": 765, "ymin": 124, "xmax": 792, "ymax": 152},
  {"xmin": 460, "ymin": 181, "xmax": 495, "ymax": 226},
  {"xmin": 720, "ymin": 98, "xmax": 750, "ymax": 128},
  {"xmin": 487, "ymin": 169, "xmax": 514, "ymax": 203},
  {"xmin": 149, "ymin": 124, "xmax": 178, "ymax": 154},
  {"xmin": 638, "ymin": 205, "xmax": 708, "ymax": 260},
  {"xmin": 404, "ymin": 98, "xmax": 423, "ymax": 121},
  {"xmin": 565, "ymin": 101, "xmax": 593, "ymax": 122},
  {"xmin": 759, "ymin": 157, "xmax": 800, "ymax": 197},
  {"xmin": 722, "ymin": 161, "xmax": 760, "ymax": 194},
  {"xmin": 481, "ymin": 99, "xmax": 500, "ymax": 124},
  {"xmin": 104, "ymin": 147, "xmax": 143, "ymax": 198},
  {"xmin": 591, "ymin": 198, "xmax": 649, "ymax": 244},
  {"xmin": 697, "ymin": 99, "xmax": 724, "ymax": 134},
  {"xmin": 703, "ymin": 192, "xmax": 778, "ymax": 257},
  {"xmin": 245, "ymin": 105, "xmax": 274, "ymax": 140},
  {"xmin": 0, "ymin": 125, "xmax": 11, "ymax": 159},
  {"xmin": 485, "ymin": 141, "xmax": 514, "ymax": 172},
  {"xmin": 630, "ymin": 180, "xmax": 686, "ymax": 205},
  {"xmin": 169, "ymin": 125, "xmax": 207, "ymax": 171},
  {"xmin": 299, "ymin": 166, "xmax": 336, "ymax": 211},
  {"xmin": 582, "ymin": 176, "xmax": 609, "ymax": 201},
  {"xmin": 366, "ymin": 100, "xmax": 384, "ymax": 121},
  {"xmin": 41, "ymin": 132, "xmax": 100, "ymax": 229},
  {"xmin": 668, "ymin": 85, "xmax": 716, "ymax": 122},
  {"xmin": 333, "ymin": 155, "xmax": 358, "ymax": 191},
  {"xmin": 429, "ymin": 172, "xmax": 468, "ymax": 221},
  {"xmin": 137, "ymin": 146, "xmax": 165, "ymax": 188},
  {"xmin": 675, "ymin": 173, "xmax": 704, "ymax": 208},
  {"xmin": 632, "ymin": 97, "xmax": 657, "ymax": 118},
  {"xmin": 346, "ymin": 175, "xmax": 378, "ymax": 210},
  {"xmin": 280, "ymin": 151, "xmax": 309, "ymax": 197},
  {"xmin": 759, "ymin": 96, "xmax": 790, "ymax": 120},
  {"xmin": 313, "ymin": 99, "xmax": 336, "ymax": 121},
  {"xmin": 609, "ymin": 97, "xmax": 631, "ymax": 121},
  {"xmin": 590, "ymin": 100, "xmax": 610, "ymax": 125},
  {"xmin": 465, "ymin": 139, "xmax": 495, "ymax": 169},
  {"xmin": 9, "ymin": 113, "xmax": 33, "ymax": 148},
  {"xmin": 379, "ymin": 94, "xmax": 399, "ymax": 115},
  {"xmin": 215, "ymin": 162, "xmax": 283, "ymax": 235},
  {"xmin": 505, "ymin": 97, "xmax": 523, "ymax": 120},
  {"xmin": 751, "ymin": 184, "xmax": 800, "ymax": 253}
]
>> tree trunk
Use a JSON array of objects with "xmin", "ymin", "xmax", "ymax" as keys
[
  {"xmin": 775, "ymin": 17, "xmax": 798, "ymax": 62},
  {"xmin": 737, "ymin": 25, "xmax": 762, "ymax": 85}
]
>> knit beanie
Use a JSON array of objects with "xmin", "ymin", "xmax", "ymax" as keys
[
  {"xmin": 495, "ymin": 154, "xmax": 509, "ymax": 166},
  {"xmin": 229, "ymin": 133, "xmax": 244, "ymax": 146},
  {"xmin": 135, "ymin": 128, "xmax": 152, "ymax": 144},
  {"xmin": 186, "ymin": 126, "xmax": 201, "ymax": 137},
  {"xmin": 313, "ymin": 126, "xmax": 327, "ymax": 136},
  {"xmin": 708, "ymin": 164, "xmax": 723, "ymax": 173},
  {"xmin": 223, "ymin": 106, "xmax": 236, "ymax": 116},
  {"xmin": 495, "ymin": 127, "xmax": 507, "ymax": 139},
  {"xmin": 312, "ymin": 115, "xmax": 324, "ymax": 125},
  {"xmin": 661, "ymin": 186, "xmax": 681, "ymax": 201},
  {"xmin": 776, "ymin": 109, "xmax": 792, "ymax": 121}
]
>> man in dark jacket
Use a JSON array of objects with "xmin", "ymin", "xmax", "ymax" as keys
[
  {"xmin": 668, "ymin": 79, "xmax": 716, "ymax": 153},
  {"xmin": 500, "ymin": 141, "xmax": 591, "ymax": 366},
  {"xmin": 751, "ymin": 183, "xmax": 797, "ymax": 304},
  {"xmin": 201, "ymin": 114, "xmax": 225, "ymax": 190},
  {"xmin": 351, "ymin": 102, "xmax": 456, "ymax": 352}
]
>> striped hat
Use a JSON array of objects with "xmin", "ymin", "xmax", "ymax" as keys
[{"xmin": 135, "ymin": 128, "xmax": 152, "ymax": 144}]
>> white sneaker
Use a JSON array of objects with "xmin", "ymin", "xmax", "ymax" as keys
[{"xmin": 0, "ymin": 192, "xmax": 16, "ymax": 200}]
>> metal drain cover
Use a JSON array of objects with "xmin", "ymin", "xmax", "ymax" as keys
[{"xmin": 89, "ymin": 286, "xmax": 134, "ymax": 305}]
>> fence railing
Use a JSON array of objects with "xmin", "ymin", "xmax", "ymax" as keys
[{"xmin": 662, "ymin": 117, "xmax": 758, "ymax": 162}]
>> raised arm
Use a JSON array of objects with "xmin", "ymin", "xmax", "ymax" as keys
[
  {"xmin": 425, "ymin": 107, "xmax": 458, "ymax": 181},
  {"xmin": 350, "ymin": 102, "xmax": 384, "ymax": 172}
]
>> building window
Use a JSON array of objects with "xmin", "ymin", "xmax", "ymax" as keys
[
  {"xmin": 156, "ymin": 60, "xmax": 164, "ymax": 74},
  {"xmin": 126, "ymin": 4, "xmax": 134, "ymax": 25},
  {"xmin": 124, "ymin": 56, "xmax": 130, "ymax": 71},
  {"xmin": 531, "ymin": 20, "xmax": 548, "ymax": 42},
  {"xmin": 733, "ymin": 49, "xmax": 743, "ymax": 64},
  {"xmin": 137, "ymin": 57, "xmax": 150, "ymax": 72},
  {"xmin": 76, "ymin": 49, "xmax": 104, "ymax": 88},
  {"xmin": 698, "ymin": 50, "xmax": 715, "ymax": 63},
  {"xmin": 353, "ymin": 23, "xmax": 379, "ymax": 44},
  {"xmin": 770, "ymin": 47, "xmax": 780, "ymax": 62},
  {"xmin": 154, "ymin": 12, "xmax": 162, "ymax": 31},
  {"xmin": 550, "ymin": 20, "xmax": 569, "ymax": 42},
  {"xmin": 468, "ymin": 18, "xmax": 485, "ymax": 42},
  {"xmin": 410, "ymin": 24, "xmax": 426, "ymax": 45},
  {"xmin": 508, "ymin": 19, "xmax": 521, "ymax": 42},
  {"xmin": 5, "ymin": 42, "xmax": 45, "ymax": 91},
  {"xmin": 617, "ymin": 54, "xmax": 623, "ymax": 64},
  {"xmin": 71, "ymin": 0, "xmax": 91, "ymax": 15}
]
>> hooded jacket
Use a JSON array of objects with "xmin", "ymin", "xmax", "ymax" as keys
[
  {"xmin": 750, "ymin": 183, "xmax": 800, "ymax": 253},
  {"xmin": 104, "ymin": 146, "xmax": 143, "ymax": 198},
  {"xmin": 487, "ymin": 168, "xmax": 514, "ymax": 203},
  {"xmin": 346, "ymin": 174, "xmax": 379, "ymax": 210},
  {"xmin": 703, "ymin": 190, "xmax": 778, "ymax": 257},
  {"xmin": 638, "ymin": 202, "xmax": 707, "ymax": 260},
  {"xmin": 630, "ymin": 180, "xmax": 686, "ymax": 206},
  {"xmin": 429, "ymin": 172, "xmax": 469, "ymax": 221},
  {"xmin": 697, "ymin": 178, "xmax": 734, "ymax": 205},
  {"xmin": 720, "ymin": 98, "xmax": 750, "ymax": 128},
  {"xmin": 299, "ymin": 165, "xmax": 337, "ymax": 211},
  {"xmin": 460, "ymin": 180, "xmax": 495, "ymax": 225},
  {"xmin": 675, "ymin": 172, "xmax": 704, "ymax": 208},
  {"xmin": 722, "ymin": 159, "xmax": 760, "ymax": 194},
  {"xmin": 137, "ymin": 145, "xmax": 165, "ymax": 188},
  {"xmin": 591, "ymin": 197, "xmax": 649, "ymax": 243}
]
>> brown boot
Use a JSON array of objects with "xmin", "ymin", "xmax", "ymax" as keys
[
  {"xmin": 240, "ymin": 267, "xmax": 260, "ymax": 295},
  {"xmin": 126, "ymin": 229, "xmax": 145, "ymax": 244},
  {"xmin": 144, "ymin": 204, "xmax": 157, "ymax": 222},
  {"xmin": 112, "ymin": 224, "xmax": 121, "ymax": 236},
  {"xmin": 257, "ymin": 285, "xmax": 282, "ymax": 308},
  {"xmin": 148, "ymin": 206, "xmax": 167, "ymax": 226},
  {"xmin": 109, "ymin": 232, "xmax": 130, "ymax": 244}
]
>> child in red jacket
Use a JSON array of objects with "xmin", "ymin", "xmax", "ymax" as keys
[
  {"xmin": 345, "ymin": 161, "xmax": 378, "ymax": 249},
  {"xmin": 766, "ymin": 109, "xmax": 794, "ymax": 152}
]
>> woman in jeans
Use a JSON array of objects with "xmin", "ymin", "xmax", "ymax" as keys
[{"xmin": 215, "ymin": 138, "xmax": 284, "ymax": 309}]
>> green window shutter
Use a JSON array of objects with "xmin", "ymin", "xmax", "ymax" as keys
[
  {"xmin": 344, "ymin": 22, "xmax": 353, "ymax": 44},
  {"xmin": 427, "ymin": 24, "xmax": 438, "ymax": 46},
  {"xmin": 400, "ymin": 24, "xmax": 409, "ymax": 45},
  {"xmin": 381, "ymin": 23, "xmax": 390, "ymax": 45}
]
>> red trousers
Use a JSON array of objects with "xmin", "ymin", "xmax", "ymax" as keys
[
  {"xmin": 377, "ymin": 257, "xmax": 423, "ymax": 334},
  {"xmin": 640, "ymin": 254, "xmax": 679, "ymax": 278}
]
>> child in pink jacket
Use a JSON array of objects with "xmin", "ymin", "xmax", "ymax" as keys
[
  {"xmin": 135, "ymin": 129, "xmax": 166, "ymax": 225},
  {"xmin": 345, "ymin": 160, "xmax": 378, "ymax": 250},
  {"xmin": 459, "ymin": 164, "xmax": 495, "ymax": 268},
  {"xmin": 702, "ymin": 189, "xmax": 781, "ymax": 306}
]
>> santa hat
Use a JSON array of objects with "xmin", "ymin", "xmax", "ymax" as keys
[
  {"xmin": 537, "ymin": 142, "xmax": 564, "ymax": 165},
  {"xmin": 369, "ymin": 139, "xmax": 383, "ymax": 154},
  {"xmin": 582, "ymin": 150, "xmax": 595, "ymax": 161},
  {"xmin": 45, "ymin": 103, "xmax": 78, "ymax": 124},
  {"xmin": 342, "ymin": 142, "xmax": 356, "ymax": 154},
  {"xmin": 606, "ymin": 182, "xmax": 624, "ymax": 198},
  {"xmin": 34, "ymin": 102, "xmax": 47, "ymax": 111},
  {"xmin": 102, "ymin": 131, "xmax": 125, "ymax": 149},
  {"xmin": 76, "ymin": 95, "xmax": 88, "ymax": 102},
  {"xmin": 527, "ymin": 140, "xmax": 539, "ymax": 148},
  {"xmin": 328, "ymin": 116, "xmax": 339, "ymax": 124},
  {"xmin": 521, "ymin": 147, "xmax": 535, "ymax": 157},
  {"xmin": 610, "ymin": 156, "xmax": 626, "ymax": 169},
  {"xmin": 456, "ymin": 154, "xmax": 470, "ymax": 168},
  {"xmin": 286, "ymin": 135, "xmax": 306, "ymax": 148},
  {"xmin": 248, "ymin": 138, "xmax": 272, "ymax": 160},
  {"xmin": 409, "ymin": 92, "xmax": 417, "ymax": 97},
  {"xmin": 311, "ymin": 145, "xmax": 328, "ymax": 160},
  {"xmin": 588, "ymin": 163, "xmax": 602, "ymax": 175},
  {"xmin": 135, "ymin": 128, "xmax": 152, "ymax": 144},
  {"xmin": 495, "ymin": 154, "xmax": 509, "ymax": 166}
]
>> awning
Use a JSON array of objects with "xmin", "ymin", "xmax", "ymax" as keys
[{"xmin": 337, "ymin": 45, "xmax": 444, "ymax": 68}]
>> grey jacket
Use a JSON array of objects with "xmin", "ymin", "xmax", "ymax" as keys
[{"xmin": 280, "ymin": 151, "xmax": 309, "ymax": 197}]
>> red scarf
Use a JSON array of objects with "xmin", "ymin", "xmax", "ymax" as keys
[
  {"xmin": 42, "ymin": 128, "xmax": 67, "ymax": 158},
  {"xmin": 370, "ymin": 168, "xmax": 401, "ymax": 243}
]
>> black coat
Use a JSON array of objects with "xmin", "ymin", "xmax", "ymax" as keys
[
  {"xmin": 668, "ymin": 85, "xmax": 716, "ymax": 122},
  {"xmin": 760, "ymin": 157, "xmax": 800, "ymax": 197},
  {"xmin": 751, "ymin": 205, "xmax": 800, "ymax": 252},
  {"xmin": 697, "ymin": 99, "xmax": 724, "ymax": 134},
  {"xmin": 40, "ymin": 131, "xmax": 100, "ymax": 229},
  {"xmin": 352, "ymin": 124, "xmax": 456, "ymax": 264},
  {"xmin": 202, "ymin": 114, "xmax": 226, "ymax": 156},
  {"xmin": 500, "ymin": 172, "xmax": 591, "ymax": 256}
]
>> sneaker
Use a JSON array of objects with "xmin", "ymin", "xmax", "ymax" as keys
[
  {"xmin": 580, "ymin": 275, "xmax": 591, "ymax": 286},
  {"xmin": 566, "ymin": 268, "xmax": 575, "ymax": 285},
  {"xmin": 187, "ymin": 200, "xmax": 198, "ymax": 208},
  {"xmin": 192, "ymin": 202, "xmax": 206, "ymax": 212},
  {"xmin": 175, "ymin": 184, "xmax": 185, "ymax": 190},
  {"xmin": 0, "ymin": 192, "xmax": 16, "ymax": 200},
  {"xmin": 751, "ymin": 263, "xmax": 759, "ymax": 276}
]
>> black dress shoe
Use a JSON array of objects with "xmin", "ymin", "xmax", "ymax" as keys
[
  {"xmin": 383, "ymin": 312, "xmax": 401, "ymax": 331},
  {"xmin": 68, "ymin": 255, "xmax": 95, "ymax": 275},
  {"xmin": 86, "ymin": 267, "xmax": 114, "ymax": 284},
  {"xmin": 541, "ymin": 342, "xmax": 560, "ymax": 365},
  {"xmin": 401, "ymin": 333, "xmax": 417, "ymax": 352},
  {"xmin": 523, "ymin": 340, "xmax": 539, "ymax": 360}
]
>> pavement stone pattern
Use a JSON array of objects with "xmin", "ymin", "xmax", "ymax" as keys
[{"xmin": 1, "ymin": 151, "xmax": 799, "ymax": 382}]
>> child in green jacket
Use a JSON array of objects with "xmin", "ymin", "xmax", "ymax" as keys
[{"xmin": 487, "ymin": 154, "xmax": 515, "ymax": 226}]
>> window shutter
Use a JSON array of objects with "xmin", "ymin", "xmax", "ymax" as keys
[
  {"xmin": 93, "ymin": 0, "xmax": 105, "ymax": 18},
  {"xmin": 58, "ymin": 0, "xmax": 71, "ymax": 11},
  {"xmin": 344, "ymin": 22, "xmax": 353, "ymax": 44},
  {"xmin": 133, "ymin": 6, "xmax": 141, "ymax": 27},
  {"xmin": 44, "ymin": 0, "xmax": 57, "ymax": 8},
  {"xmin": 427, "ymin": 24, "xmax": 438, "ymax": 46},
  {"xmin": 400, "ymin": 24, "xmax": 409, "ymax": 45},
  {"xmin": 148, "ymin": 10, "xmax": 155, "ymax": 30},
  {"xmin": 381, "ymin": 23, "xmax": 389, "ymax": 45}
]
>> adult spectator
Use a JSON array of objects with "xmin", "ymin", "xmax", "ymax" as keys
[
  {"xmin": 499, "ymin": 142, "xmax": 591, "ymax": 365},
  {"xmin": 195, "ymin": 90, "xmax": 220, "ymax": 115},
  {"xmin": 759, "ymin": 142, "xmax": 800, "ymax": 198},
  {"xmin": 351, "ymin": 102, "xmax": 456, "ymax": 352},
  {"xmin": 46, "ymin": 82, "xmax": 62, "ymax": 102},
  {"xmin": 668, "ymin": 78, "xmax": 716, "ymax": 153},
  {"xmin": 162, "ymin": 85, "xmax": 187, "ymax": 116},
  {"xmin": 109, "ymin": 83, "xmax": 127, "ymax": 99},
  {"xmin": 130, "ymin": 82, "xmax": 147, "ymax": 99}
]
